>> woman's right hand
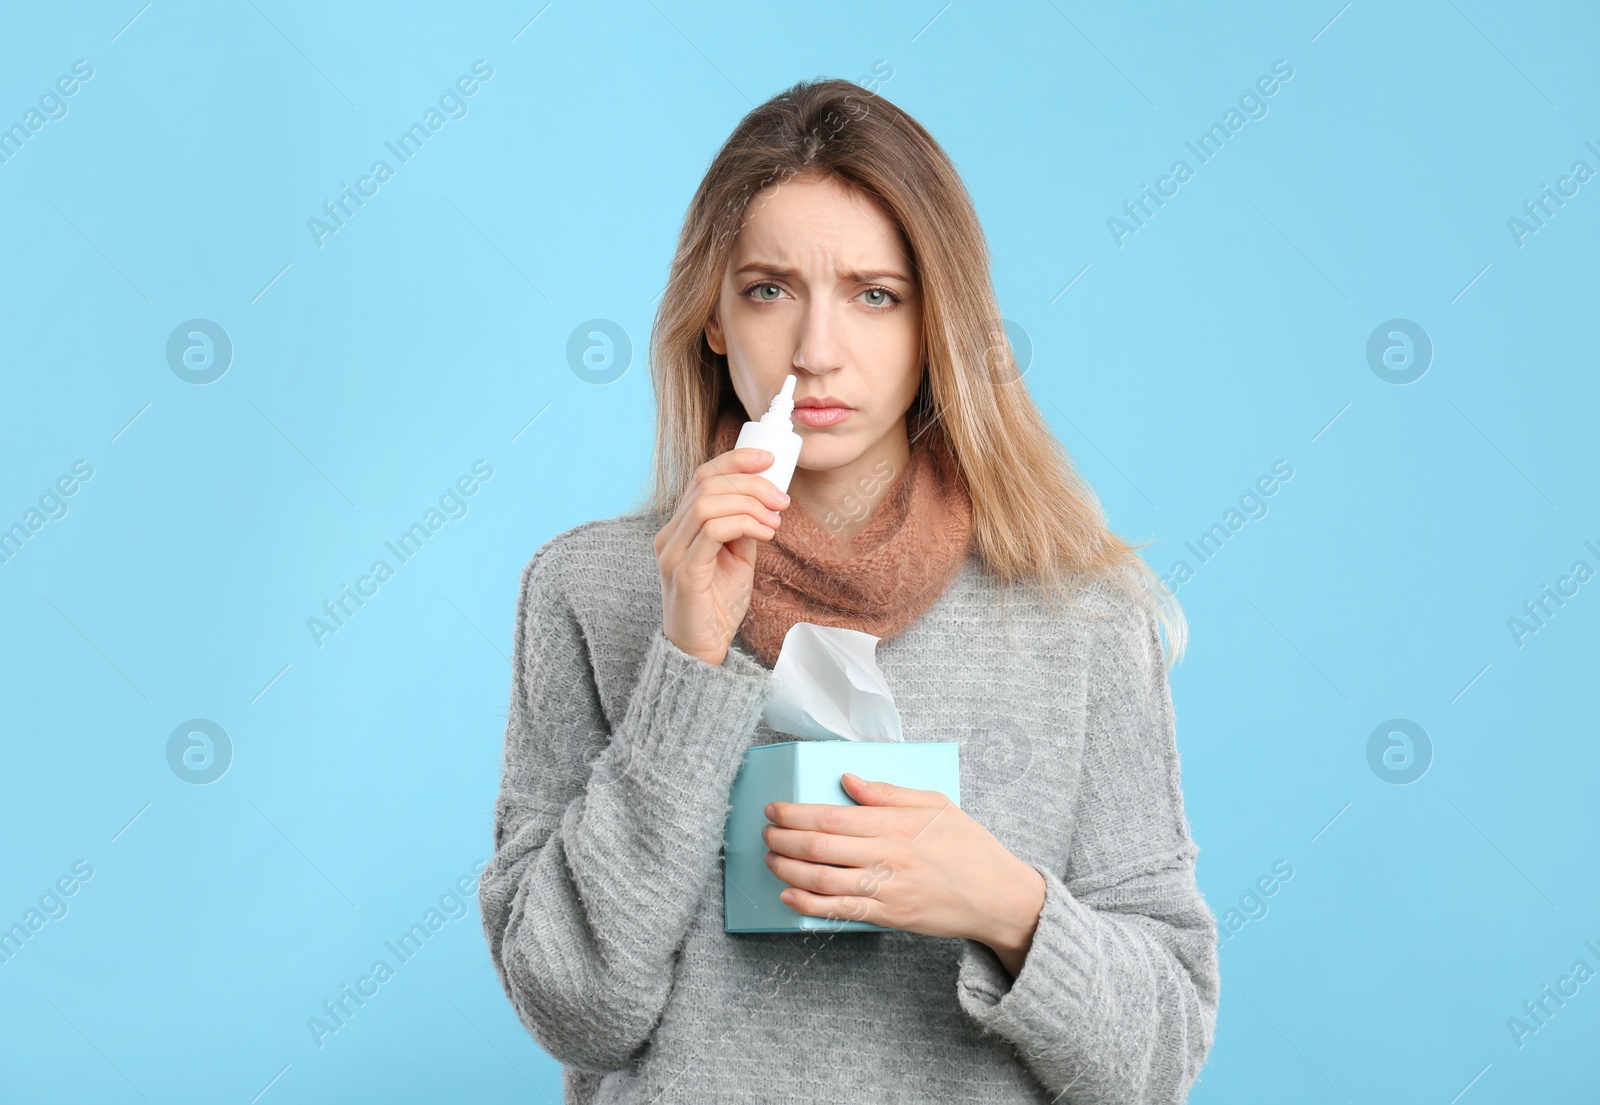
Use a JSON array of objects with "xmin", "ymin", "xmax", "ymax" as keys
[{"xmin": 655, "ymin": 447, "xmax": 791, "ymax": 667}]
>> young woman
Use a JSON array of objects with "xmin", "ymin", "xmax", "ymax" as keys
[{"xmin": 480, "ymin": 78, "xmax": 1219, "ymax": 1104}]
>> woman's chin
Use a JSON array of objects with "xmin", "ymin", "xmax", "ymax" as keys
[{"xmin": 795, "ymin": 444, "xmax": 867, "ymax": 474}]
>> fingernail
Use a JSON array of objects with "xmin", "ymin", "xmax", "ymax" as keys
[
  {"xmin": 842, "ymin": 772, "xmax": 859, "ymax": 784},
  {"xmin": 777, "ymin": 491, "xmax": 791, "ymax": 504},
  {"xmin": 764, "ymin": 803, "xmax": 775, "ymax": 819}
]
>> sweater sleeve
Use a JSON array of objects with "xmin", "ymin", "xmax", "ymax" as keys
[
  {"xmin": 953, "ymin": 598, "xmax": 1220, "ymax": 1104},
  {"xmin": 478, "ymin": 540, "xmax": 774, "ymax": 1073}
]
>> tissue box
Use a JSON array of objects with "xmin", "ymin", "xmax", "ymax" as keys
[{"xmin": 723, "ymin": 739, "xmax": 962, "ymax": 933}]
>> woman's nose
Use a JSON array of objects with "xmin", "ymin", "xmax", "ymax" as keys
[{"xmin": 793, "ymin": 303, "xmax": 844, "ymax": 372}]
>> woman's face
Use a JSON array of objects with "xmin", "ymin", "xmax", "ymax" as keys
[{"xmin": 705, "ymin": 174, "xmax": 924, "ymax": 476}]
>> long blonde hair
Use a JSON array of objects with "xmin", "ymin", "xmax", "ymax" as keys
[{"xmin": 627, "ymin": 77, "xmax": 1186, "ymax": 665}]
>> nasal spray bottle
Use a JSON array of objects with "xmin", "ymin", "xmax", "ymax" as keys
[{"xmin": 734, "ymin": 374, "xmax": 803, "ymax": 494}]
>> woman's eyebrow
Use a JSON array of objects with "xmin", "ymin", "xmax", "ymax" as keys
[{"xmin": 733, "ymin": 261, "xmax": 913, "ymax": 284}]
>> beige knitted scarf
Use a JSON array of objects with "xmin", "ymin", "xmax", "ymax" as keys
[{"xmin": 709, "ymin": 406, "xmax": 974, "ymax": 669}]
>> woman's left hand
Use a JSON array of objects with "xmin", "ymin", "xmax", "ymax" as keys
[{"xmin": 762, "ymin": 773, "xmax": 1047, "ymax": 967}]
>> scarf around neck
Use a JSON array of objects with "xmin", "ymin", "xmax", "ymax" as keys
[{"xmin": 709, "ymin": 405, "xmax": 975, "ymax": 670}]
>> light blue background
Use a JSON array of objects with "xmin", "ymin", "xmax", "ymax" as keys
[{"xmin": 3, "ymin": 2, "xmax": 1596, "ymax": 1102}]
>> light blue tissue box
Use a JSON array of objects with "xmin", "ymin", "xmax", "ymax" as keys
[{"xmin": 723, "ymin": 739, "xmax": 962, "ymax": 933}]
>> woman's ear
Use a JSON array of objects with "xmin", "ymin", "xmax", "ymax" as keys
[{"xmin": 705, "ymin": 311, "xmax": 725, "ymax": 355}]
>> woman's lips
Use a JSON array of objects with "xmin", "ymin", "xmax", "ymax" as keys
[{"xmin": 793, "ymin": 406, "xmax": 851, "ymax": 427}]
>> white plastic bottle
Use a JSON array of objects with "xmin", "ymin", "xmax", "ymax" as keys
[{"xmin": 734, "ymin": 374, "xmax": 803, "ymax": 494}]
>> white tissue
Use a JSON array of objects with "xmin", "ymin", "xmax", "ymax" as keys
[{"xmin": 760, "ymin": 621, "xmax": 904, "ymax": 742}]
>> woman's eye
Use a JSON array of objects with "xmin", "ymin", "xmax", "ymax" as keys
[{"xmin": 744, "ymin": 282, "xmax": 899, "ymax": 309}]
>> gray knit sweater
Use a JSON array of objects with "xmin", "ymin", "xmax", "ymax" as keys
[{"xmin": 479, "ymin": 512, "xmax": 1220, "ymax": 1103}]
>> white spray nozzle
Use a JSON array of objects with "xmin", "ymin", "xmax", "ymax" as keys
[{"xmin": 760, "ymin": 374, "xmax": 797, "ymax": 427}]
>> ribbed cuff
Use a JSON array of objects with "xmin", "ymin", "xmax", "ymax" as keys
[
  {"xmin": 956, "ymin": 863, "xmax": 1105, "ymax": 1039},
  {"xmin": 616, "ymin": 628, "xmax": 773, "ymax": 803}
]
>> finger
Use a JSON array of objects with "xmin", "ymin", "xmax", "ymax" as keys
[
  {"xmin": 658, "ymin": 476, "xmax": 787, "ymax": 566},
  {"xmin": 840, "ymin": 773, "xmax": 955, "ymax": 809},
  {"xmin": 764, "ymin": 849, "xmax": 881, "ymax": 897},
  {"xmin": 658, "ymin": 491, "xmax": 782, "ymax": 566},
  {"xmin": 694, "ymin": 446, "xmax": 778, "ymax": 491},
  {"xmin": 776, "ymin": 885, "xmax": 879, "ymax": 926},
  {"xmin": 725, "ymin": 532, "xmax": 758, "ymax": 570},
  {"xmin": 688, "ymin": 465, "xmax": 789, "ymax": 557},
  {"xmin": 682, "ymin": 514, "xmax": 774, "ymax": 574},
  {"xmin": 764, "ymin": 800, "xmax": 885, "ymax": 837},
  {"xmin": 696, "ymin": 491, "xmax": 786, "ymax": 528},
  {"xmin": 698, "ymin": 466, "xmax": 791, "ymax": 510},
  {"xmin": 762, "ymin": 824, "xmax": 879, "ymax": 867}
]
